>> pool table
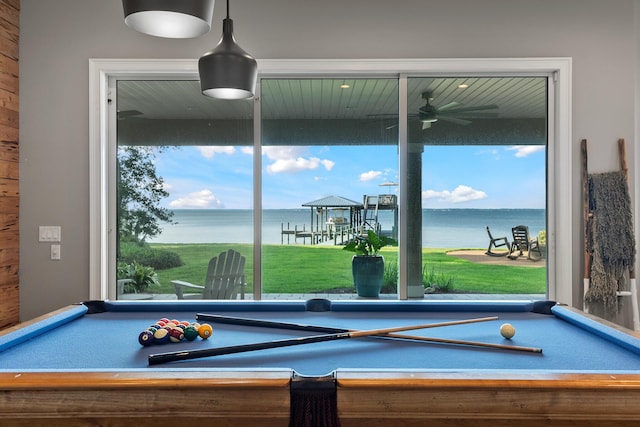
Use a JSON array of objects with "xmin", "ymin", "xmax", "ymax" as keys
[{"xmin": 2, "ymin": 299, "xmax": 640, "ymax": 427}]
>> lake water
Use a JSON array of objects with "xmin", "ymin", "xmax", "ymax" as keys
[{"xmin": 148, "ymin": 209, "xmax": 546, "ymax": 249}]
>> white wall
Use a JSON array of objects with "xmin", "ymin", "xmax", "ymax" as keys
[{"xmin": 19, "ymin": 0, "xmax": 639, "ymax": 322}]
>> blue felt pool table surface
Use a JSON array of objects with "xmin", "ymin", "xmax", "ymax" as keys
[{"xmin": 2, "ymin": 299, "xmax": 640, "ymax": 376}]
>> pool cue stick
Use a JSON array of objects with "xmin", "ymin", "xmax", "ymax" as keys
[
  {"xmin": 148, "ymin": 317, "xmax": 498, "ymax": 365},
  {"xmin": 197, "ymin": 314, "xmax": 542, "ymax": 353},
  {"xmin": 196, "ymin": 313, "xmax": 497, "ymax": 334},
  {"xmin": 380, "ymin": 333, "xmax": 542, "ymax": 353}
]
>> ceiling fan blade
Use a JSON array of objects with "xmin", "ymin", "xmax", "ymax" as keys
[
  {"xmin": 435, "ymin": 102, "xmax": 460, "ymax": 112},
  {"xmin": 439, "ymin": 104, "xmax": 498, "ymax": 114},
  {"xmin": 437, "ymin": 115, "xmax": 472, "ymax": 126}
]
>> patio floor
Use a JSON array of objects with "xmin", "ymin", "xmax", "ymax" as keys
[{"xmin": 121, "ymin": 293, "xmax": 546, "ymax": 301}]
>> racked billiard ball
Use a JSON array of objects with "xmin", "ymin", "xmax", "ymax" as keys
[
  {"xmin": 183, "ymin": 326, "xmax": 199, "ymax": 341},
  {"xmin": 198, "ymin": 324, "xmax": 213, "ymax": 339},
  {"xmin": 153, "ymin": 328, "xmax": 170, "ymax": 344},
  {"xmin": 168, "ymin": 328, "xmax": 185, "ymax": 343},
  {"xmin": 138, "ymin": 330, "xmax": 154, "ymax": 346}
]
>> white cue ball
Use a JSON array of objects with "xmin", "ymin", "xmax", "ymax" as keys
[{"xmin": 500, "ymin": 323, "xmax": 516, "ymax": 339}]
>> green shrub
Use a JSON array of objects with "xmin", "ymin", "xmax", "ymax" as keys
[
  {"xmin": 382, "ymin": 261, "xmax": 398, "ymax": 293},
  {"xmin": 422, "ymin": 265, "xmax": 456, "ymax": 293},
  {"xmin": 117, "ymin": 261, "xmax": 160, "ymax": 293},
  {"xmin": 119, "ymin": 243, "xmax": 183, "ymax": 270}
]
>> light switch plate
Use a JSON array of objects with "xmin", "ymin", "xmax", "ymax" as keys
[
  {"xmin": 39, "ymin": 226, "xmax": 61, "ymax": 242},
  {"xmin": 51, "ymin": 244, "xmax": 61, "ymax": 260}
]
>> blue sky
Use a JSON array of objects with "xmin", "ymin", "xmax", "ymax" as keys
[{"xmin": 155, "ymin": 144, "xmax": 546, "ymax": 210}]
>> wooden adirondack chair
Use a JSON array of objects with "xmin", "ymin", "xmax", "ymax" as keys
[
  {"xmin": 172, "ymin": 249, "xmax": 246, "ymax": 299},
  {"xmin": 508, "ymin": 225, "xmax": 542, "ymax": 260}
]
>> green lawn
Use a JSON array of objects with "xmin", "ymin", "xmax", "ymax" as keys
[{"xmin": 148, "ymin": 243, "xmax": 546, "ymax": 295}]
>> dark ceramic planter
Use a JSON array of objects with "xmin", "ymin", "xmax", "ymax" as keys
[{"xmin": 351, "ymin": 255, "xmax": 384, "ymax": 297}]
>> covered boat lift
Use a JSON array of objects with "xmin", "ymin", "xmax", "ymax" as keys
[
  {"xmin": 295, "ymin": 195, "xmax": 363, "ymax": 244},
  {"xmin": 281, "ymin": 194, "xmax": 398, "ymax": 245}
]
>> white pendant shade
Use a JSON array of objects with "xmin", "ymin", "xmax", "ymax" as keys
[{"xmin": 122, "ymin": 0, "xmax": 215, "ymax": 39}]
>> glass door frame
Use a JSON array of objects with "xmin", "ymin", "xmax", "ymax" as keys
[{"xmin": 89, "ymin": 57, "xmax": 572, "ymax": 303}]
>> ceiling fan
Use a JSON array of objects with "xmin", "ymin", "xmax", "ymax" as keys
[
  {"xmin": 373, "ymin": 91, "xmax": 499, "ymax": 130},
  {"xmin": 415, "ymin": 91, "xmax": 499, "ymax": 129}
]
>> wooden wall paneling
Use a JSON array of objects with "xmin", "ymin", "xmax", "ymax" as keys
[{"xmin": 0, "ymin": 0, "xmax": 19, "ymax": 329}]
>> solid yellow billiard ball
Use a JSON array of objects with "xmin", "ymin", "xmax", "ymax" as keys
[
  {"xmin": 500, "ymin": 323, "xmax": 516, "ymax": 339},
  {"xmin": 198, "ymin": 323, "xmax": 213, "ymax": 339}
]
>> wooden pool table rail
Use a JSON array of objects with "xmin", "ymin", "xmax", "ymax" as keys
[
  {"xmin": 338, "ymin": 370, "xmax": 640, "ymax": 426},
  {"xmin": 1, "ymin": 370, "xmax": 640, "ymax": 426},
  {"xmin": 0, "ymin": 370, "xmax": 292, "ymax": 427}
]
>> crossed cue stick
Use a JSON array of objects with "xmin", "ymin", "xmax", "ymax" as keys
[
  {"xmin": 196, "ymin": 313, "xmax": 543, "ymax": 353},
  {"xmin": 148, "ymin": 314, "xmax": 542, "ymax": 365}
]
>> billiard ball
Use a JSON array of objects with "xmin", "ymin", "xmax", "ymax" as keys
[
  {"xmin": 168, "ymin": 328, "xmax": 185, "ymax": 343},
  {"xmin": 183, "ymin": 326, "xmax": 199, "ymax": 341},
  {"xmin": 198, "ymin": 324, "xmax": 213, "ymax": 339},
  {"xmin": 138, "ymin": 330, "xmax": 154, "ymax": 346},
  {"xmin": 500, "ymin": 323, "xmax": 516, "ymax": 339},
  {"xmin": 153, "ymin": 328, "xmax": 170, "ymax": 344}
]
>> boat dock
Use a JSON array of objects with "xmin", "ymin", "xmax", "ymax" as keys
[
  {"xmin": 281, "ymin": 222, "xmax": 352, "ymax": 245},
  {"xmin": 280, "ymin": 194, "xmax": 398, "ymax": 245}
]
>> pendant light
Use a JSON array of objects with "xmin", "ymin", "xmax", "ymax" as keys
[
  {"xmin": 198, "ymin": 0, "xmax": 257, "ymax": 99},
  {"xmin": 122, "ymin": 0, "xmax": 215, "ymax": 39}
]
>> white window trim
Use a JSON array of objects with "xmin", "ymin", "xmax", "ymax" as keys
[{"xmin": 89, "ymin": 57, "xmax": 572, "ymax": 303}]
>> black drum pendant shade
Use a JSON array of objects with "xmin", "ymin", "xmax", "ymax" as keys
[
  {"xmin": 122, "ymin": 0, "xmax": 215, "ymax": 38},
  {"xmin": 198, "ymin": 1, "xmax": 257, "ymax": 99}
]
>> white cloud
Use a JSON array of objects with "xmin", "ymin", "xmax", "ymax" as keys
[
  {"xmin": 422, "ymin": 185, "xmax": 487, "ymax": 203},
  {"xmin": 197, "ymin": 146, "xmax": 236, "ymax": 159},
  {"xmin": 263, "ymin": 146, "xmax": 305, "ymax": 160},
  {"xmin": 506, "ymin": 145, "xmax": 545, "ymax": 158},
  {"xmin": 169, "ymin": 189, "xmax": 224, "ymax": 208},
  {"xmin": 321, "ymin": 159, "xmax": 335, "ymax": 170},
  {"xmin": 263, "ymin": 146, "xmax": 335, "ymax": 174},
  {"xmin": 267, "ymin": 157, "xmax": 332, "ymax": 174},
  {"xmin": 360, "ymin": 170, "xmax": 382, "ymax": 182},
  {"xmin": 240, "ymin": 147, "xmax": 253, "ymax": 155}
]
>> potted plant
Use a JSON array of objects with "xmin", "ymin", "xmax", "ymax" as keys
[{"xmin": 344, "ymin": 230, "xmax": 397, "ymax": 297}]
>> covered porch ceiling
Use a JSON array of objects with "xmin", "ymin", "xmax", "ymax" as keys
[{"xmin": 116, "ymin": 76, "xmax": 547, "ymax": 146}]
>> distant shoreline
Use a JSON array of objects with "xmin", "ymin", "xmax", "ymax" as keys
[{"xmin": 150, "ymin": 208, "xmax": 546, "ymax": 248}]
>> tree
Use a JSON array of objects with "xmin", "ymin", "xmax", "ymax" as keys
[{"xmin": 118, "ymin": 145, "xmax": 174, "ymax": 244}]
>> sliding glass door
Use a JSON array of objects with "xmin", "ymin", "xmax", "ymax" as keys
[
  {"xmin": 259, "ymin": 78, "xmax": 399, "ymax": 297},
  {"xmin": 112, "ymin": 73, "xmax": 548, "ymax": 301}
]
